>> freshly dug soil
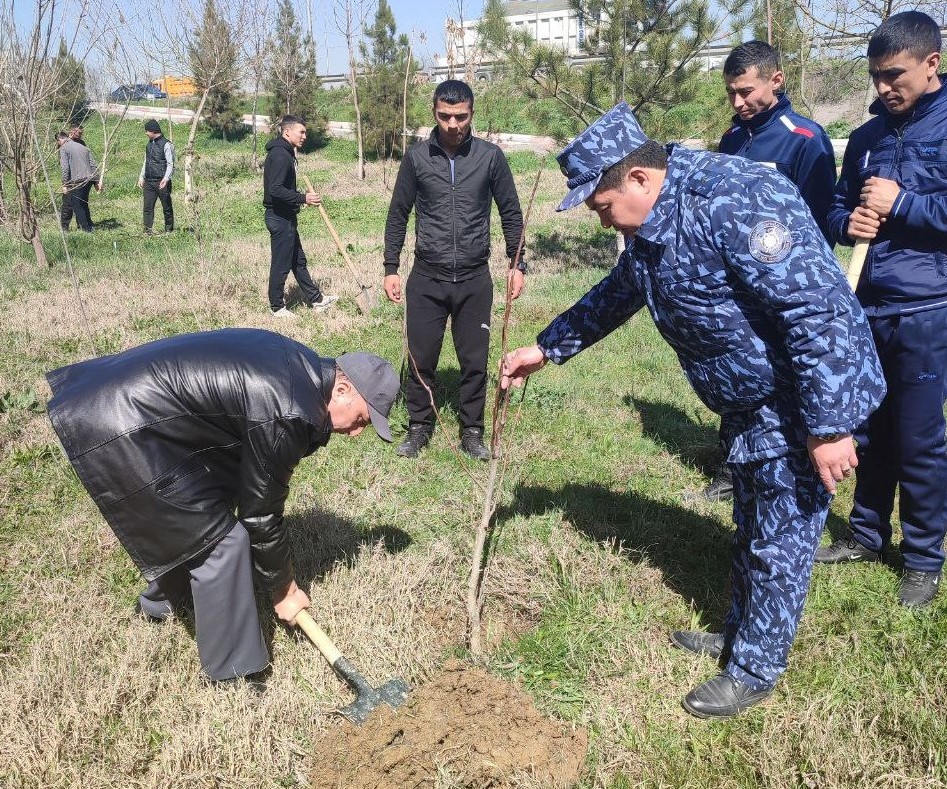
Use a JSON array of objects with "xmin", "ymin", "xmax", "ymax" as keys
[{"xmin": 310, "ymin": 659, "xmax": 588, "ymax": 788}]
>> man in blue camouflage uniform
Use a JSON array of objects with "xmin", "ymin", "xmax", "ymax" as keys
[
  {"xmin": 501, "ymin": 103, "xmax": 885, "ymax": 718},
  {"xmin": 698, "ymin": 39, "xmax": 839, "ymax": 502},
  {"xmin": 816, "ymin": 12, "xmax": 947, "ymax": 608}
]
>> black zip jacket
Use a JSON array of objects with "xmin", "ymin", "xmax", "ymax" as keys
[
  {"xmin": 263, "ymin": 135, "xmax": 305, "ymax": 218},
  {"xmin": 383, "ymin": 129, "xmax": 524, "ymax": 281},
  {"xmin": 46, "ymin": 329, "xmax": 334, "ymax": 597}
]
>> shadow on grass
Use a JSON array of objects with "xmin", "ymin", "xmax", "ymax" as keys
[
  {"xmin": 503, "ymin": 482, "xmax": 733, "ymax": 628},
  {"xmin": 627, "ymin": 396, "xmax": 721, "ymax": 476}
]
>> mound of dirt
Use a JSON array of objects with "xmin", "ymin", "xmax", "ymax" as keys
[{"xmin": 310, "ymin": 659, "xmax": 588, "ymax": 788}]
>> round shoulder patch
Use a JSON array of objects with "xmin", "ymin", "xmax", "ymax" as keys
[{"xmin": 748, "ymin": 220, "xmax": 792, "ymax": 263}]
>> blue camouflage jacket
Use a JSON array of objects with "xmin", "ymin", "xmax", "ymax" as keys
[
  {"xmin": 719, "ymin": 94, "xmax": 836, "ymax": 242},
  {"xmin": 828, "ymin": 77, "xmax": 947, "ymax": 316},
  {"xmin": 538, "ymin": 146, "xmax": 885, "ymax": 463}
]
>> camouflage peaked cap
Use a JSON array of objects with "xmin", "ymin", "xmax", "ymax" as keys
[{"xmin": 556, "ymin": 102, "xmax": 649, "ymax": 211}]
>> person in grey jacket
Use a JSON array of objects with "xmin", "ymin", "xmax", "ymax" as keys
[
  {"xmin": 383, "ymin": 80, "xmax": 525, "ymax": 461},
  {"xmin": 138, "ymin": 119, "xmax": 174, "ymax": 234},
  {"xmin": 56, "ymin": 131, "xmax": 99, "ymax": 232},
  {"xmin": 46, "ymin": 329, "xmax": 398, "ymax": 685}
]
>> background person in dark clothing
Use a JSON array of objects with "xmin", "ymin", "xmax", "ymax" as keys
[
  {"xmin": 262, "ymin": 115, "xmax": 336, "ymax": 319},
  {"xmin": 56, "ymin": 131, "xmax": 99, "ymax": 232},
  {"xmin": 138, "ymin": 119, "xmax": 174, "ymax": 234},
  {"xmin": 815, "ymin": 12, "xmax": 947, "ymax": 608},
  {"xmin": 383, "ymin": 80, "xmax": 525, "ymax": 461},
  {"xmin": 46, "ymin": 329, "xmax": 399, "ymax": 684},
  {"xmin": 699, "ymin": 40, "xmax": 838, "ymax": 503}
]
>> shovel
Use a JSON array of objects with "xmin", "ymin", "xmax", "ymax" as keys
[
  {"xmin": 301, "ymin": 175, "xmax": 376, "ymax": 314},
  {"xmin": 295, "ymin": 609, "xmax": 410, "ymax": 725}
]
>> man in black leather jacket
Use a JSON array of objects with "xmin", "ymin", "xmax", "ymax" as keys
[
  {"xmin": 46, "ymin": 328, "xmax": 398, "ymax": 684},
  {"xmin": 383, "ymin": 80, "xmax": 525, "ymax": 461}
]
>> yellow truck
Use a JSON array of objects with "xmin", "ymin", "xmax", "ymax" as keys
[{"xmin": 153, "ymin": 76, "xmax": 196, "ymax": 98}]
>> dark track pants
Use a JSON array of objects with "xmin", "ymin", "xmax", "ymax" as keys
[
  {"xmin": 265, "ymin": 209, "xmax": 322, "ymax": 311},
  {"xmin": 404, "ymin": 270, "xmax": 493, "ymax": 430},
  {"xmin": 138, "ymin": 522, "xmax": 269, "ymax": 681},
  {"xmin": 849, "ymin": 307, "xmax": 947, "ymax": 572},
  {"xmin": 143, "ymin": 179, "xmax": 174, "ymax": 231},
  {"xmin": 61, "ymin": 181, "xmax": 94, "ymax": 231}
]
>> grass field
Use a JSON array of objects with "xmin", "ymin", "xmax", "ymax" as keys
[{"xmin": 0, "ymin": 118, "xmax": 944, "ymax": 788}]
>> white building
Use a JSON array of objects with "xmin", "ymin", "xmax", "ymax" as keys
[{"xmin": 439, "ymin": 0, "xmax": 586, "ymax": 70}]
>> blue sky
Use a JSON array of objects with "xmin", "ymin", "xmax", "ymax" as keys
[{"xmin": 318, "ymin": 0, "xmax": 487, "ymax": 74}]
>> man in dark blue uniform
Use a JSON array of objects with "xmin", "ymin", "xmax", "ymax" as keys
[
  {"xmin": 815, "ymin": 12, "xmax": 947, "ymax": 608},
  {"xmin": 502, "ymin": 103, "xmax": 885, "ymax": 718},
  {"xmin": 700, "ymin": 40, "xmax": 838, "ymax": 502}
]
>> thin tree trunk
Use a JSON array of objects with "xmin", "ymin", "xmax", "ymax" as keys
[
  {"xmin": 184, "ymin": 88, "xmax": 211, "ymax": 203},
  {"xmin": 402, "ymin": 43, "xmax": 411, "ymax": 156},
  {"xmin": 251, "ymin": 76, "xmax": 261, "ymax": 170},
  {"xmin": 349, "ymin": 54, "xmax": 365, "ymax": 180}
]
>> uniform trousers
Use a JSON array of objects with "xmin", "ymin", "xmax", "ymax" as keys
[
  {"xmin": 265, "ymin": 209, "xmax": 322, "ymax": 311},
  {"xmin": 138, "ymin": 522, "xmax": 269, "ymax": 681},
  {"xmin": 849, "ymin": 307, "xmax": 947, "ymax": 572},
  {"xmin": 725, "ymin": 450, "xmax": 831, "ymax": 691},
  {"xmin": 405, "ymin": 270, "xmax": 493, "ymax": 430},
  {"xmin": 143, "ymin": 178, "xmax": 174, "ymax": 232}
]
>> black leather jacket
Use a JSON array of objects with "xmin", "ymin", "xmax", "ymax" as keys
[
  {"xmin": 46, "ymin": 329, "xmax": 334, "ymax": 596},
  {"xmin": 383, "ymin": 129, "xmax": 524, "ymax": 281}
]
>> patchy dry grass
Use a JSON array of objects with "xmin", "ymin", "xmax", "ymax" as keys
[{"xmin": 1, "ymin": 126, "xmax": 945, "ymax": 789}]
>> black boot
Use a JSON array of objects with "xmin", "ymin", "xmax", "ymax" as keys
[
  {"xmin": 682, "ymin": 673, "xmax": 772, "ymax": 719},
  {"xmin": 702, "ymin": 462, "xmax": 734, "ymax": 502},
  {"xmin": 460, "ymin": 427, "xmax": 491, "ymax": 461},
  {"xmin": 670, "ymin": 630, "xmax": 725, "ymax": 660},
  {"xmin": 396, "ymin": 424, "xmax": 433, "ymax": 458}
]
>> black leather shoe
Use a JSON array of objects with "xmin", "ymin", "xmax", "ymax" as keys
[
  {"xmin": 682, "ymin": 673, "xmax": 772, "ymax": 719},
  {"xmin": 396, "ymin": 424, "xmax": 432, "ymax": 458},
  {"xmin": 814, "ymin": 537, "xmax": 882, "ymax": 564},
  {"xmin": 460, "ymin": 427, "xmax": 491, "ymax": 461},
  {"xmin": 670, "ymin": 630, "xmax": 725, "ymax": 660},
  {"xmin": 702, "ymin": 463, "xmax": 733, "ymax": 502},
  {"xmin": 898, "ymin": 570, "xmax": 941, "ymax": 608}
]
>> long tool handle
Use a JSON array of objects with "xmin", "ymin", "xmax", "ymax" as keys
[
  {"xmin": 846, "ymin": 239, "xmax": 869, "ymax": 291},
  {"xmin": 300, "ymin": 174, "xmax": 367, "ymax": 287},
  {"xmin": 295, "ymin": 609, "xmax": 343, "ymax": 665}
]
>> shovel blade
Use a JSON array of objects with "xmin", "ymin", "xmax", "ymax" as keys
[
  {"xmin": 355, "ymin": 286, "xmax": 375, "ymax": 314},
  {"xmin": 333, "ymin": 656, "xmax": 410, "ymax": 725}
]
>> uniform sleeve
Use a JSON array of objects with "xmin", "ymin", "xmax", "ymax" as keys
[
  {"xmin": 713, "ymin": 174, "xmax": 884, "ymax": 435},
  {"xmin": 890, "ymin": 187, "xmax": 947, "ymax": 236},
  {"xmin": 383, "ymin": 153, "xmax": 418, "ymax": 275},
  {"xmin": 827, "ymin": 138, "xmax": 863, "ymax": 247},
  {"xmin": 490, "ymin": 149, "xmax": 525, "ymax": 260},
  {"xmin": 537, "ymin": 254, "xmax": 645, "ymax": 363},
  {"xmin": 794, "ymin": 132, "xmax": 837, "ymax": 243},
  {"xmin": 237, "ymin": 417, "xmax": 312, "ymax": 597}
]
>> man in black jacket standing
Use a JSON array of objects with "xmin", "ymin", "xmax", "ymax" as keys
[
  {"xmin": 46, "ymin": 329, "xmax": 398, "ymax": 684},
  {"xmin": 138, "ymin": 119, "xmax": 174, "ymax": 234},
  {"xmin": 383, "ymin": 80, "xmax": 525, "ymax": 460},
  {"xmin": 263, "ymin": 115, "xmax": 336, "ymax": 319}
]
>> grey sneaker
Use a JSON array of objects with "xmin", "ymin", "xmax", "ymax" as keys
[
  {"xmin": 271, "ymin": 307, "xmax": 298, "ymax": 320},
  {"xmin": 814, "ymin": 537, "xmax": 882, "ymax": 564},
  {"xmin": 898, "ymin": 570, "xmax": 941, "ymax": 608},
  {"xmin": 310, "ymin": 294, "xmax": 337, "ymax": 314}
]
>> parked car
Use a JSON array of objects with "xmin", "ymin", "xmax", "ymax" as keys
[{"xmin": 109, "ymin": 84, "xmax": 168, "ymax": 102}]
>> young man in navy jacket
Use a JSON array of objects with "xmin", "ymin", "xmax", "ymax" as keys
[
  {"xmin": 701, "ymin": 40, "xmax": 838, "ymax": 502},
  {"xmin": 815, "ymin": 11, "xmax": 947, "ymax": 608}
]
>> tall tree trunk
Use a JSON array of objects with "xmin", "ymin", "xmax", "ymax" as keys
[
  {"xmin": 184, "ymin": 88, "xmax": 211, "ymax": 203},
  {"xmin": 349, "ymin": 58, "xmax": 365, "ymax": 180},
  {"xmin": 251, "ymin": 76, "xmax": 261, "ymax": 170}
]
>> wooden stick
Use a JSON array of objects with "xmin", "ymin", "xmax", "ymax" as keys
[
  {"xmin": 846, "ymin": 239, "xmax": 870, "ymax": 291},
  {"xmin": 467, "ymin": 166, "xmax": 543, "ymax": 656}
]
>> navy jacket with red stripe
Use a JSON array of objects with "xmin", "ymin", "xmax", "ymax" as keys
[{"xmin": 719, "ymin": 94, "xmax": 836, "ymax": 242}]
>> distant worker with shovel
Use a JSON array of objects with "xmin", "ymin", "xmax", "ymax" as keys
[
  {"xmin": 501, "ymin": 104, "xmax": 886, "ymax": 718},
  {"xmin": 264, "ymin": 114, "xmax": 337, "ymax": 319},
  {"xmin": 46, "ymin": 328, "xmax": 398, "ymax": 686}
]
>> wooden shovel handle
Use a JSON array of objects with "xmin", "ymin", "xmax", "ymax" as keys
[
  {"xmin": 300, "ymin": 174, "xmax": 367, "ymax": 286},
  {"xmin": 846, "ymin": 239, "xmax": 869, "ymax": 291},
  {"xmin": 295, "ymin": 609, "xmax": 343, "ymax": 665}
]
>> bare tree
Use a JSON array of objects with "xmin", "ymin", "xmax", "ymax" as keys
[
  {"xmin": 0, "ymin": 0, "xmax": 96, "ymax": 267},
  {"xmin": 241, "ymin": 0, "xmax": 272, "ymax": 169},
  {"xmin": 332, "ymin": 0, "xmax": 374, "ymax": 180}
]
